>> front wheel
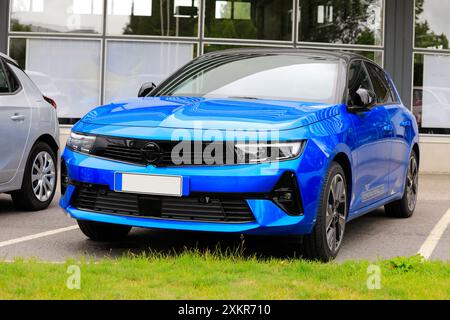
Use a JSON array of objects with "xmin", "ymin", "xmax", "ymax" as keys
[
  {"xmin": 77, "ymin": 220, "xmax": 132, "ymax": 241},
  {"xmin": 385, "ymin": 151, "xmax": 419, "ymax": 218},
  {"xmin": 303, "ymin": 162, "xmax": 348, "ymax": 261}
]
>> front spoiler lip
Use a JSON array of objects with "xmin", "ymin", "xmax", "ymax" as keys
[{"xmin": 65, "ymin": 206, "xmax": 308, "ymax": 235}]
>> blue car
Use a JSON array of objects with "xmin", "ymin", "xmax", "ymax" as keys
[{"xmin": 60, "ymin": 49, "xmax": 419, "ymax": 261}]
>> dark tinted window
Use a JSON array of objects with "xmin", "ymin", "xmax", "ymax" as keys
[
  {"xmin": 347, "ymin": 60, "xmax": 372, "ymax": 105},
  {"xmin": 365, "ymin": 62, "xmax": 395, "ymax": 104},
  {"xmin": 0, "ymin": 62, "xmax": 10, "ymax": 93},
  {"xmin": 4, "ymin": 63, "xmax": 21, "ymax": 93}
]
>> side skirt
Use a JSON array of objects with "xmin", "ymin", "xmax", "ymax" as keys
[{"xmin": 347, "ymin": 193, "xmax": 403, "ymax": 222}]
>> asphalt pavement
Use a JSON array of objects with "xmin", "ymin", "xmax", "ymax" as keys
[{"xmin": 0, "ymin": 174, "xmax": 449, "ymax": 262}]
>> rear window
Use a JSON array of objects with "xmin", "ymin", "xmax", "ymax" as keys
[
  {"xmin": 0, "ymin": 60, "xmax": 21, "ymax": 94},
  {"xmin": 365, "ymin": 62, "xmax": 396, "ymax": 104},
  {"xmin": 4, "ymin": 62, "xmax": 21, "ymax": 93},
  {"xmin": 0, "ymin": 62, "xmax": 9, "ymax": 93}
]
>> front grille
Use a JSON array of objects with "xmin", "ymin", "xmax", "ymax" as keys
[
  {"xmin": 71, "ymin": 184, "xmax": 255, "ymax": 223},
  {"xmin": 103, "ymin": 144, "xmax": 146, "ymax": 165},
  {"xmin": 90, "ymin": 135, "xmax": 238, "ymax": 167}
]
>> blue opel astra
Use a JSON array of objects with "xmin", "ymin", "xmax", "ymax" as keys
[{"xmin": 60, "ymin": 49, "xmax": 419, "ymax": 261}]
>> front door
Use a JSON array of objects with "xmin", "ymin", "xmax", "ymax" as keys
[{"xmin": 347, "ymin": 60, "xmax": 392, "ymax": 212}]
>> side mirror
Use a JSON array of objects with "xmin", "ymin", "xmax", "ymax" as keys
[
  {"xmin": 348, "ymin": 88, "xmax": 376, "ymax": 112},
  {"xmin": 138, "ymin": 82, "xmax": 156, "ymax": 97}
]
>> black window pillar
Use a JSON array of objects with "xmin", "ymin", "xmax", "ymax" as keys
[
  {"xmin": 0, "ymin": 0, "xmax": 9, "ymax": 54},
  {"xmin": 384, "ymin": 0, "xmax": 415, "ymax": 109}
]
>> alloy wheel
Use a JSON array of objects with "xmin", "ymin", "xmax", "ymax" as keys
[
  {"xmin": 406, "ymin": 156, "xmax": 419, "ymax": 211},
  {"xmin": 326, "ymin": 174, "xmax": 347, "ymax": 252},
  {"xmin": 31, "ymin": 151, "xmax": 56, "ymax": 202}
]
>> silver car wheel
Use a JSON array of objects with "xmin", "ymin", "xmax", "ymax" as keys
[
  {"xmin": 325, "ymin": 173, "xmax": 347, "ymax": 253},
  {"xmin": 31, "ymin": 151, "xmax": 56, "ymax": 202}
]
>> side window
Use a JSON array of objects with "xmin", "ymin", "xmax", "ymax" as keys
[
  {"xmin": 365, "ymin": 62, "xmax": 395, "ymax": 104},
  {"xmin": 384, "ymin": 73, "xmax": 398, "ymax": 102},
  {"xmin": 4, "ymin": 62, "xmax": 21, "ymax": 93},
  {"xmin": 0, "ymin": 62, "xmax": 9, "ymax": 93},
  {"xmin": 347, "ymin": 60, "xmax": 373, "ymax": 106}
]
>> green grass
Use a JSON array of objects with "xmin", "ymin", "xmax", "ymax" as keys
[{"xmin": 0, "ymin": 252, "xmax": 448, "ymax": 300}]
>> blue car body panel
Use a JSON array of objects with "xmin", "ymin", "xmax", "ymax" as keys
[{"xmin": 60, "ymin": 93, "xmax": 418, "ymax": 236}]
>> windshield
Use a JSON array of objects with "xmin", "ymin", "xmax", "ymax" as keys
[{"xmin": 154, "ymin": 54, "xmax": 343, "ymax": 104}]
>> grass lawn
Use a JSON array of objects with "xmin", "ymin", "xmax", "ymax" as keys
[{"xmin": 0, "ymin": 252, "xmax": 448, "ymax": 300}]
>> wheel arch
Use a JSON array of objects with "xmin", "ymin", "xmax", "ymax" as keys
[
  {"xmin": 412, "ymin": 143, "xmax": 420, "ymax": 166},
  {"xmin": 332, "ymin": 152, "xmax": 353, "ymax": 207},
  {"xmin": 33, "ymin": 134, "xmax": 59, "ymax": 158}
]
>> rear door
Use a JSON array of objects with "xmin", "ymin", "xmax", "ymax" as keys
[
  {"xmin": 0, "ymin": 59, "xmax": 31, "ymax": 184},
  {"xmin": 347, "ymin": 60, "xmax": 392, "ymax": 212}
]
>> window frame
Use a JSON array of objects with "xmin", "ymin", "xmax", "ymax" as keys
[
  {"xmin": 345, "ymin": 59, "xmax": 376, "ymax": 107},
  {"xmin": 3, "ymin": 60, "xmax": 22, "ymax": 95},
  {"xmin": 0, "ymin": 58, "xmax": 22, "ymax": 96},
  {"xmin": 364, "ymin": 60, "xmax": 397, "ymax": 104},
  {"xmin": 0, "ymin": 58, "xmax": 11, "ymax": 94}
]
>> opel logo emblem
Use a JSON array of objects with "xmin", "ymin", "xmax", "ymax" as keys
[{"xmin": 141, "ymin": 142, "xmax": 162, "ymax": 164}]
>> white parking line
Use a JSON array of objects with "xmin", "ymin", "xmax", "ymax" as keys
[
  {"xmin": 0, "ymin": 225, "xmax": 79, "ymax": 248},
  {"xmin": 418, "ymin": 208, "xmax": 450, "ymax": 259}
]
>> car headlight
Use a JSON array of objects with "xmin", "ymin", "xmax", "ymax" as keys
[
  {"xmin": 66, "ymin": 132, "xmax": 96, "ymax": 154},
  {"xmin": 234, "ymin": 141, "xmax": 305, "ymax": 164}
]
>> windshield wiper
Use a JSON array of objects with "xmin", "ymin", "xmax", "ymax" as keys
[{"xmin": 228, "ymin": 96, "xmax": 259, "ymax": 100}]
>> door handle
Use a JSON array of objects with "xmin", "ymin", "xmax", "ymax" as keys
[
  {"xmin": 382, "ymin": 124, "xmax": 394, "ymax": 134},
  {"xmin": 11, "ymin": 114, "xmax": 25, "ymax": 122}
]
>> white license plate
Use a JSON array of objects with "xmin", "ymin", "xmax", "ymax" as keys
[{"xmin": 115, "ymin": 173, "xmax": 183, "ymax": 197}]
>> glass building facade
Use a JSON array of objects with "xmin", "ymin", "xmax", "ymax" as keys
[
  {"xmin": 413, "ymin": 0, "xmax": 450, "ymax": 135},
  {"xmin": 3, "ymin": 0, "xmax": 384, "ymax": 124},
  {"xmin": 1, "ymin": 0, "xmax": 448, "ymax": 137}
]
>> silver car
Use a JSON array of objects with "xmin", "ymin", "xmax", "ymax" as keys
[{"xmin": 0, "ymin": 53, "xmax": 59, "ymax": 211}]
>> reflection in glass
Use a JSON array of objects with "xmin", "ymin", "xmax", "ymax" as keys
[
  {"xmin": 106, "ymin": 0, "xmax": 199, "ymax": 36},
  {"xmin": 205, "ymin": 0, "xmax": 293, "ymax": 41},
  {"xmin": 105, "ymin": 41, "xmax": 195, "ymax": 103},
  {"xmin": 203, "ymin": 45, "xmax": 383, "ymax": 68},
  {"xmin": 415, "ymin": 0, "xmax": 449, "ymax": 49},
  {"xmin": 10, "ymin": 0, "xmax": 103, "ymax": 33},
  {"xmin": 203, "ymin": 43, "xmax": 285, "ymax": 53},
  {"xmin": 298, "ymin": 0, "xmax": 383, "ymax": 46},
  {"xmin": 347, "ymin": 50, "xmax": 383, "ymax": 66},
  {"xmin": 413, "ymin": 53, "xmax": 450, "ymax": 134},
  {"xmin": 158, "ymin": 54, "xmax": 342, "ymax": 104},
  {"xmin": 9, "ymin": 38, "xmax": 101, "ymax": 119}
]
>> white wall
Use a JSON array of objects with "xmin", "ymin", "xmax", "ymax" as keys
[{"xmin": 418, "ymin": 135, "xmax": 450, "ymax": 174}]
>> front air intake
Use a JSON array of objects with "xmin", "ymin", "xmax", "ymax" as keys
[
  {"xmin": 71, "ymin": 183, "xmax": 255, "ymax": 223},
  {"xmin": 271, "ymin": 172, "xmax": 303, "ymax": 216}
]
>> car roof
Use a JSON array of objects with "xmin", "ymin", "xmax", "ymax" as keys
[
  {"xmin": 0, "ymin": 52, "xmax": 19, "ymax": 67},
  {"xmin": 201, "ymin": 48, "xmax": 374, "ymax": 65}
]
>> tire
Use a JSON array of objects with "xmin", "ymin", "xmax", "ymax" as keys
[
  {"xmin": 303, "ymin": 162, "xmax": 348, "ymax": 261},
  {"xmin": 11, "ymin": 141, "xmax": 57, "ymax": 211},
  {"xmin": 385, "ymin": 151, "xmax": 419, "ymax": 218},
  {"xmin": 77, "ymin": 220, "xmax": 132, "ymax": 241}
]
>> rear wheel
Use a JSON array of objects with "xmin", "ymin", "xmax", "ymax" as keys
[
  {"xmin": 303, "ymin": 162, "xmax": 348, "ymax": 261},
  {"xmin": 385, "ymin": 151, "xmax": 418, "ymax": 218},
  {"xmin": 11, "ymin": 141, "xmax": 57, "ymax": 211},
  {"xmin": 77, "ymin": 220, "xmax": 132, "ymax": 241}
]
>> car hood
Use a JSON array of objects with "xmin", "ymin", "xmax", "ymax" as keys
[{"xmin": 81, "ymin": 96, "xmax": 341, "ymax": 131}]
